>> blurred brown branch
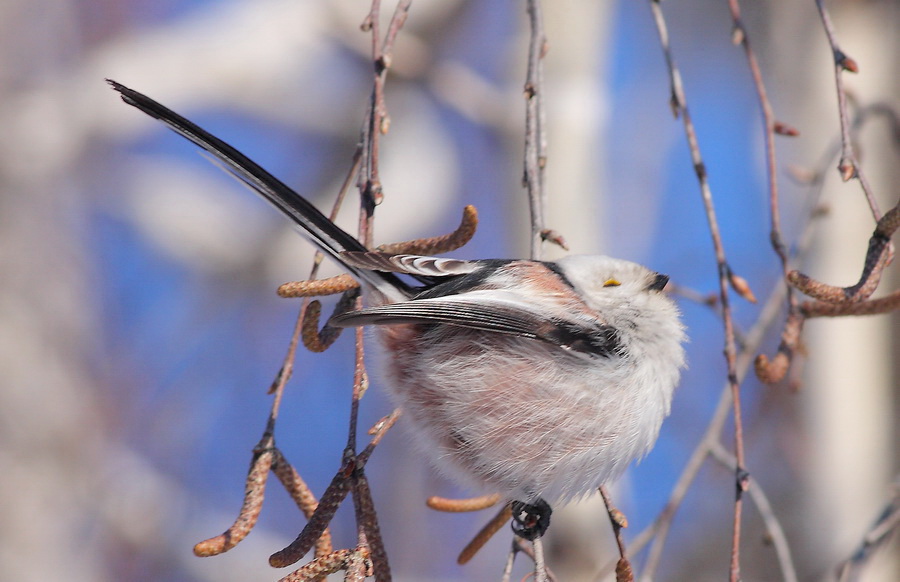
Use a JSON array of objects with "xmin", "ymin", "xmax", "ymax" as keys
[
  {"xmin": 756, "ymin": 101, "xmax": 900, "ymax": 385},
  {"xmin": 836, "ymin": 477, "xmax": 900, "ymax": 582},
  {"xmin": 647, "ymin": 2, "xmax": 748, "ymax": 579}
]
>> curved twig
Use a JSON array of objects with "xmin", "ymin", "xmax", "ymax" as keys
[{"xmin": 787, "ymin": 200, "xmax": 899, "ymax": 303}]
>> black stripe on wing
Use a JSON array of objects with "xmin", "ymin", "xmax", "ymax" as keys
[{"xmin": 332, "ymin": 298, "xmax": 620, "ymax": 358}]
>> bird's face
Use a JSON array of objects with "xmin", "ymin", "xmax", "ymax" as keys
[
  {"xmin": 556, "ymin": 254, "xmax": 668, "ymax": 303},
  {"xmin": 555, "ymin": 254, "xmax": 685, "ymax": 352}
]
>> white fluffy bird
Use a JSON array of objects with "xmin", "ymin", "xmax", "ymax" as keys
[{"xmin": 110, "ymin": 80, "xmax": 686, "ymax": 537}]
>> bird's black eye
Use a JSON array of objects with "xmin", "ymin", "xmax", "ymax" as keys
[
  {"xmin": 648, "ymin": 273, "xmax": 669, "ymax": 291},
  {"xmin": 603, "ymin": 278, "xmax": 621, "ymax": 287}
]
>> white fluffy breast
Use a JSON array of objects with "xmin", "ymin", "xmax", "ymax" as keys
[{"xmin": 377, "ymin": 312, "xmax": 684, "ymax": 503}]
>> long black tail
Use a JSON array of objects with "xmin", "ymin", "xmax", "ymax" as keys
[{"xmin": 108, "ymin": 79, "xmax": 415, "ymax": 301}]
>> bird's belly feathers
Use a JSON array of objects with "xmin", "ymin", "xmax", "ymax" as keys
[{"xmin": 378, "ymin": 324, "xmax": 673, "ymax": 503}]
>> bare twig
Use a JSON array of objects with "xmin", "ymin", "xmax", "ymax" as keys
[
  {"xmin": 668, "ymin": 283, "xmax": 719, "ymax": 308},
  {"xmin": 500, "ymin": 540, "xmax": 517, "ymax": 582},
  {"xmin": 540, "ymin": 228, "xmax": 569, "ymax": 251},
  {"xmin": 813, "ymin": 0, "xmax": 882, "ymax": 220},
  {"xmin": 357, "ymin": 408, "xmax": 402, "ymax": 466},
  {"xmin": 647, "ymin": 2, "xmax": 747, "ymax": 579},
  {"xmin": 265, "ymin": 4, "xmax": 415, "ymax": 573},
  {"xmin": 332, "ymin": 6, "xmax": 413, "ymax": 578},
  {"xmin": 633, "ymin": 387, "xmax": 732, "ymax": 582},
  {"xmin": 523, "ymin": 0, "xmax": 549, "ymax": 260},
  {"xmin": 600, "ymin": 486, "xmax": 634, "ymax": 582},
  {"xmin": 709, "ymin": 442, "xmax": 799, "ymax": 582},
  {"xmin": 836, "ymin": 477, "xmax": 900, "ymax": 582},
  {"xmin": 532, "ymin": 536, "xmax": 549, "ymax": 582},
  {"xmin": 801, "ymin": 288, "xmax": 900, "ymax": 318},
  {"xmin": 725, "ymin": 0, "xmax": 796, "ymax": 268},
  {"xmin": 358, "ymin": 0, "xmax": 412, "ymax": 208},
  {"xmin": 725, "ymin": 0, "xmax": 806, "ymax": 388},
  {"xmin": 513, "ymin": 537, "xmax": 559, "ymax": 582}
]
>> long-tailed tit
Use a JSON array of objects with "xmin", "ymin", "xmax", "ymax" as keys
[{"xmin": 110, "ymin": 81, "xmax": 686, "ymax": 536}]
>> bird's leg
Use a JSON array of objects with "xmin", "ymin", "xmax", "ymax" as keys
[{"xmin": 510, "ymin": 498, "xmax": 552, "ymax": 540}]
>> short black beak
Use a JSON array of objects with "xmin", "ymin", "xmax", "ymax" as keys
[{"xmin": 648, "ymin": 273, "xmax": 669, "ymax": 291}]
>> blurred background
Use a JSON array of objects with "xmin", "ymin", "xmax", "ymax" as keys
[{"xmin": 0, "ymin": 0, "xmax": 897, "ymax": 580}]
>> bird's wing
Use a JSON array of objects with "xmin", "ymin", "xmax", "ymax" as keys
[
  {"xmin": 332, "ymin": 290, "xmax": 620, "ymax": 358},
  {"xmin": 340, "ymin": 252, "xmax": 481, "ymax": 278}
]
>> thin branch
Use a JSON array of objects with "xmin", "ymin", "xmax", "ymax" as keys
[
  {"xmin": 513, "ymin": 537, "xmax": 559, "ymax": 582},
  {"xmin": 600, "ymin": 486, "xmax": 634, "ymax": 582},
  {"xmin": 339, "ymin": 6, "xmax": 413, "ymax": 578},
  {"xmin": 357, "ymin": 408, "xmax": 402, "ymax": 466},
  {"xmin": 523, "ymin": 0, "xmax": 548, "ymax": 260},
  {"xmin": 802, "ymin": 288, "xmax": 900, "ymax": 318},
  {"xmin": 532, "ymin": 537, "xmax": 548, "ymax": 582},
  {"xmin": 501, "ymin": 540, "xmax": 517, "ymax": 582},
  {"xmin": 724, "ymin": 0, "xmax": 806, "ymax": 388},
  {"xmin": 647, "ymin": 3, "xmax": 747, "ymax": 579},
  {"xmin": 725, "ymin": 0, "xmax": 795, "ymax": 268},
  {"xmin": 836, "ymin": 477, "xmax": 900, "ymax": 582},
  {"xmin": 266, "ymin": 4, "xmax": 414, "ymax": 572},
  {"xmin": 813, "ymin": 0, "xmax": 881, "ymax": 219},
  {"xmin": 709, "ymin": 442, "xmax": 799, "ymax": 582},
  {"xmin": 358, "ymin": 0, "xmax": 412, "ymax": 208}
]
